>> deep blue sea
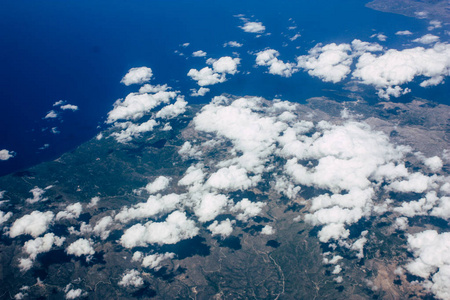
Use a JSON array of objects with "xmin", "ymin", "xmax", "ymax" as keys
[{"xmin": 0, "ymin": 0, "xmax": 447, "ymax": 176}]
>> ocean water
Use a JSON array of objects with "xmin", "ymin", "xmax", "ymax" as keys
[{"xmin": 0, "ymin": 0, "xmax": 447, "ymax": 176}]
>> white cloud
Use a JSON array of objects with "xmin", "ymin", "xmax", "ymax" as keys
[
  {"xmin": 395, "ymin": 30, "xmax": 413, "ymax": 36},
  {"xmin": 0, "ymin": 210, "xmax": 12, "ymax": 225},
  {"xmin": 371, "ymin": 33, "xmax": 387, "ymax": 42},
  {"xmin": 118, "ymin": 270, "xmax": 144, "ymax": 288},
  {"xmin": 240, "ymin": 21, "xmax": 265, "ymax": 33},
  {"xmin": 145, "ymin": 176, "xmax": 171, "ymax": 194},
  {"xmin": 53, "ymin": 100, "xmax": 65, "ymax": 106},
  {"xmin": 208, "ymin": 219, "xmax": 235, "ymax": 238},
  {"xmin": 60, "ymin": 104, "xmax": 78, "ymax": 111},
  {"xmin": 208, "ymin": 56, "xmax": 240, "ymax": 75},
  {"xmin": 26, "ymin": 187, "xmax": 48, "ymax": 204},
  {"xmin": 121, "ymin": 67, "xmax": 153, "ymax": 86},
  {"xmin": 206, "ymin": 166, "xmax": 256, "ymax": 191},
  {"xmin": 44, "ymin": 110, "xmax": 58, "ymax": 119},
  {"xmin": 190, "ymin": 87, "xmax": 210, "ymax": 97},
  {"xmin": 22, "ymin": 233, "xmax": 65, "ymax": 261},
  {"xmin": 224, "ymin": 41, "xmax": 243, "ymax": 48},
  {"xmin": 56, "ymin": 202, "xmax": 82, "ymax": 221},
  {"xmin": 107, "ymin": 91, "xmax": 177, "ymax": 123},
  {"xmin": 194, "ymin": 193, "xmax": 230, "ymax": 222},
  {"xmin": 65, "ymin": 288, "xmax": 87, "ymax": 299},
  {"xmin": 406, "ymin": 230, "xmax": 450, "ymax": 300},
  {"xmin": 0, "ymin": 149, "xmax": 15, "ymax": 161},
  {"xmin": 120, "ymin": 211, "xmax": 199, "ymax": 248},
  {"xmin": 139, "ymin": 83, "xmax": 170, "ymax": 94},
  {"xmin": 413, "ymin": 34, "xmax": 440, "ymax": 44},
  {"xmin": 142, "ymin": 252, "xmax": 175, "ymax": 270},
  {"xmin": 66, "ymin": 238, "xmax": 95, "ymax": 257},
  {"xmin": 428, "ymin": 20, "xmax": 442, "ymax": 31},
  {"xmin": 188, "ymin": 57, "xmax": 240, "ymax": 86},
  {"xmin": 297, "ymin": 43, "xmax": 353, "ymax": 83},
  {"xmin": 93, "ymin": 216, "xmax": 113, "ymax": 240},
  {"xmin": 115, "ymin": 193, "xmax": 183, "ymax": 224},
  {"xmin": 87, "ymin": 196, "xmax": 100, "ymax": 208},
  {"xmin": 255, "ymin": 49, "xmax": 298, "ymax": 77},
  {"xmin": 18, "ymin": 258, "xmax": 33, "ymax": 272},
  {"xmin": 231, "ymin": 198, "xmax": 265, "ymax": 221},
  {"xmin": 353, "ymin": 43, "xmax": 450, "ymax": 99},
  {"xmin": 261, "ymin": 225, "xmax": 275, "ymax": 235},
  {"xmin": 9, "ymin": 211, "xmax": 54, "ymax": 238},
  {"xmin": 111, "ymin": 119, "xmax": 159, "ymax": 143},
  {"xmin": 424, "ymin": 156, "xmax": 443, "ymax": 172},
  {"xmin": 155, "ymin": 96, "xmax": 187, "ymax": 119},
  {"xmin": 192, "ymin": 50, "xmax": 207, "ymax": 57}
]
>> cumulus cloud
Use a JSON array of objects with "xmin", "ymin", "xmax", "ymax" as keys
[
  {"xmin": 370, "ymin": 33, "xmax": 387, "ymax": 42},
  {"xmin": 0, "ymin": 210, "xmax": 12, "ymax": 225},
  {"xmin": 66, "ymin": 238, "xmax": 95, "ymax": 258},
  {"xmin": 0, "ymin": 149, "xmax": 15, "ymax": 161},
  {"xmin": 25, "ymin": 187, "xmax": 48, "ymax": 204},
  {"xmin": 22, "ymin": 233, "xmax": 65, "ymax": 266},
  {"xmin": 190, "ymin": 87, "xmax": 210, "ymax": 97},
  {"xmin": 208, "ymin": 219, "xmax": 235, "ymax": 238},
  {"xmin": 423, "ymin": 156, "xmax": 443, "ymax": 172},
  {"xmin": 145, "ymin": 176, "xmax": 171, "ymax": 194},
  {"xmin": 60, "ymin": 104, "xmax": 78, "ymax": 111},
  {"xmin": 118, "ymin": 270, "xmax": 144, "ymax": 288},
  {"xmin": 192, "ymin": 50, "xmax": 207, "ymax": 57},
  {"xmin": 406, "ymin": 230, "xmax": 450, "ymax": 300},
  {"xmin": 56, "ymin": 202, "xmax": 82, "ymax": 221},
  {"xmin": 120, "ymin": 211, "xmax": 199, "ymax": 248},
  {"xmin": 65, "ymin": 288, "xmax": 87, "ymax": 299},
  {"xmin": 141, "ymin": 252, "xmax": 175, "ymax": 270},
  {"xmin": 353, "ymin": 43, "xmax": 450, "ymax": 99},
  {"xmin": 297, "ymin": 43, "xmax": 353, "ymax": 83},
  {"xmin": 111, "ymin": 119, "xmax": 159, "ymax": 143},
  {"xmin": 395, "ymin": 30, "xmax": 413, "ymax": 36},
  {"xmin": 194, "ymin": 193, "xmax": 230, "ymax": 222},
  {"xmin": 255, "ymin": 49, "xmax": 298, "ymax": 77},
  {"xmin": 188, "ymin": 56, "xmax": 240, "ymax": 86},
  {"xmin": 93, "ymin": 216, "xmax": 113, "ymax": 240},
  {"xmin": 240, "ymin": 21, "xmax": 265, "ymax": 33},
  {"xmin": 413, "ymin": 34, "xmax": 440, "ymax": 44},
  {"xmin": 87, "ymin": 196, "xmax": 100, "ymax": 208},
  {"xmin": 115, "ymin": 193, "xmax": 183, "ymax": 224},
  {"xmin": 107, "ymin": 91, "xmax": 177, "ymax": 123},
  {"xmin": 206, "ymin": 166, "xmax": 256, "ymax": 191},
  {"xmin": 231, "ymin": 198, "xmax": 265, "ymax": 221},
  {"xmin": 9, "ymin": 211, "xmax": 54, "ymax": 238},
  {"xmin": 224, "ymin": 41, "xmax": 243, "ymax": 48},
  {"xmin": 121, "ymin": 67, "xmax": 153, "ymax": 86},
  {"xmin": 139, "ymin": 83, "xmax": 170, "ymax": 94},
  {"xmin": 155, "ymin": 96, "xmax": 187, "ymax": 119},
  {"xmin": 261, "ymin": 225, "xmax": 275, "ymax": 235}
]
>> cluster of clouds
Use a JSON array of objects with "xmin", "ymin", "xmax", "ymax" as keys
[
  {"xmin": 106, "ymin": 67, "xmax": 187, "ymax": 143},
  {"xmin": 44, "ymin": 100, "xmax": 79, "ymax": 120},
  {"xmin": 253, "ymin": 37, "xmax": 450, "ymax": 99}
]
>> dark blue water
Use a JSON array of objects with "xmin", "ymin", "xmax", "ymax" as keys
[{"xmin": 0, "ymin": 0, "xmax": 446, "ymax": 176}]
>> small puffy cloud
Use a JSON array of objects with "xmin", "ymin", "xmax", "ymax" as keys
[
  {"xmin": 255, "ymin": 49, "xmax": 298, "ymax": 77},
  {"xmin": 142, "ymin": 252, "xmax": 175, "ymax": 270},
  {"xmin": 395, "ymin": 30, "xmax": 413, "ymax": 36},
  {"xmin": 145, "ymin": 176, "xmax": 171, "ymax": 194},
  {"xmin": 93, "ymin": 216, "xmax": 113, "ymax": 240},
  {"xmin": 23, "ymin": 233, "xmax": 65, "ymax": 260},
  {"xmin": 231, "ymin": 198, "xmax": 265, "ymax": 221},
  {"xmin": 192, "ymin": 50, "xmax": 207, "ymax": 57},
  {"xmin": 224, "ymin": 41, "xmax": 243, "ymax": 48},
  {"xmin": 240, "ymin": 21, "xmax": 265, "ymax": 33},
  {"xmin": 66, "ymin": 238, "xmax": 95, "ymax": 257},
  {"xmin": 111, "ymin": 119, "xmax": 159, "ymax": 143},
  {"xmin": 120, "ymin": 211, "xmax": 199, "ymax": 248},
  {"xmin": 0, "ymin": 211, "xmax": 12, "ymax": 225},
  {"xmin": 206, "ymin": 166, "xmax": 256, "ymax": 191},
  {"xmin": 119, "ymin": 270, "xmax": 144, "ymax": 288},
  {"xmin": 290, "ymin": 34, "xmax": 301, "ymax": 41},
  {"xmin": 139, "ymin": 83, "xmax": 170, "ymax": 94},
  {"xmin": 194, "ymin": 193, "xmax": 230, "ymax": 222},
  {"xmin": 190, "ymin": 87, "xmax": 210, "ymax": 97},
  {"xmin": 428, "ymin": 20, "xmax": 442, "ymax": 31},
  {"xmin": 208, "ymin": 219, "xmax": 235, "ymax": 238},
  {"xmin": 107, "ymin": 91, "xmax": 177, "ymax": 123},
  {"xmin": 115, "ymin": 193, "xmax": 183, "ymax": 223},
  {"xmin": 188, "ymin": 56, "xmax": 240, "ymax": 86},
  {"xmin": 261, "ymin": 225, "xmax": 275, "ymax": 235},
  {"xmin": 44, "ymin": 110, "xmax": 58, "ymax": 119},
  {"xmin": 56, "ymin": 203, "xmax": 83, "ymax": 221},
  {"xmin": 155, "ymin": 97, "xmax": 187, "ymax": 119},
  {"xmin": 370, "ymin": 33, "xmax": 387, "ymax": 42},
  {"xmin": 9, "ymin": 211, "xmax": 54, "ymax": 238},
  {"xmin": 26, "ymin": 187, "xmax": 48, "ymax": 204},
  {"xmin": 413, "ymin": 34, "xmax": 440, "ymax": 44},
  {"xmin": 18, "ymin": 258, "xmax": 33, "ymax": 272},
  {"xmin": 0, "ymin": 149, "xmax": 15, "ymax": 161},
  {"xmin": 60, "ymin": 104, "xmax": 78, "ymax": 111},
  {"xmin": 297, "ymin": 43, "xmax": 353, "ymax": 83},
  {"xmin": 65, "ymin": 288, "xmax": 87, "ymax": 299},
  {"xmin": 53, "ymin": 100, "xmax": 65, "ymax": 106},
  {"xmin": 87, "ymin": 196, "xmax": 100, "ymax": 208},
  {"xmin": 424, "ymin": 156, "xmax": 443, "ymax": 172},
  {"xmin": 121, "ymin": 67, "xmax": 153, "ymax": 86}
]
